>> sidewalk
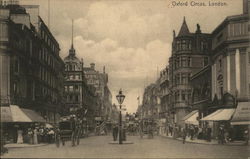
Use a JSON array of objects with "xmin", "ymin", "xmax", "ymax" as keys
[
  {"xmin": 4, "ymin": 143, "xmax": 49, "ymax": 149},
  {"xmin": 160, "ymin": 134, "xmax": 248, "ymax": 146}
]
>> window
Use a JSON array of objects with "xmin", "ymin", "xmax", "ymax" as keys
[
  {"xmin": 201, "ymin": 41, "xmax": 207, "ymax": 51},
  {"xmin": 217, "ymin": 33, "xmax": 223, "ymax": 42},
  {"xmin": 64, "ymin": 86, "xmax": 68, "ymax": 92},
  {"xmin": 75, "ymin": 95, "xmax": 79, "ymax": 102},
  {"xmin": 14, "ymin": 59, "xmax": 19, "ymax": 73},
  {"xmin": 181, "ymin": 40, "xmax": 185, "ymax": 50},
  {"xmin": 75, "ymin": 85, "xmax": 78, "ymax": 90},
  {"xmin": 0, "ymin": 23, "xmax": 8, "ymax": 40},
  {"xmin": 219, "ymin": 59, "xmax": 222, "ymax": 68},
  {"xmin": 203, "ymin": 57, "xmax": 209, "ymax": 67},
  {"xmin": 69, "ymin": 86, "xmax": 73, "ymax": 92},
  {"xmin": 181, "ymin": 74, "xmax": 188, "ymax": 84},
  {"xmin": 177, "ymin": 41, "xmax": 180, "ymax": 50},
  {"xmin": 187, "ymin": 57, "xmax": 191, "ymax": 67},
  {"xmin": 181, "ymin": 57, "xmax": 186, "ymax": 67},
  {"xmin": 182, "ymin": 91, "xmax": 186, "ymax": 101},
  {"xmin": 69, "ymin": 95, "xmax": 73, "ymax": 101}
]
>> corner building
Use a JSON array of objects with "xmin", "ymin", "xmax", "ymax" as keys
[
  {"xmin": 0, "ymin": 5, "xmax": 64, "ymax": 123},
  {"xmin": 169, "ymin": 17, "xmax": 212, "ymax": 126}
]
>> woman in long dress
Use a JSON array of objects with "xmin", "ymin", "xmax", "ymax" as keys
[
  {"xmin": 17, "ymin": 130, "xmax": 23, "ymax": 144},
  {"xmin": 33, "ymin": 129, "xmax": 38, "ymax": 144}
]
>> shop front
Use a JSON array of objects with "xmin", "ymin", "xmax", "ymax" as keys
[
  {"xmin": 1, "ymin": 105, "xmax": 46, "ymax": 144},
  {"xmin": 231, "ymin": 102, "xmax": 250, "ymax": 141},
  {"xmin": 200, "ymin": 108, "xmax": 235, "ymax": 139}
]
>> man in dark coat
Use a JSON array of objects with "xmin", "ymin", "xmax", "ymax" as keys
[{"xmin": 112, "ymin": 124, "xmax": 118, "ymax": 141}]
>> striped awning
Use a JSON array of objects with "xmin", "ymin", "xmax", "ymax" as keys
[
  {"xmin": 182, "ymin": 110, "xmax": 199, "ymax": 125},
  {"xmin": 201, "ymin": 109, "xmax": 235, "ymax": 121},
  {"xmin": 0, "ymin": 105, "xmax": 45, "ymax": 122}
]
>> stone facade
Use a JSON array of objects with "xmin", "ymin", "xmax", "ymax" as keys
[
  {"xmin": 0, "ymin": 5, "xmax": 64, "ymax": 123},
  {"xmin": 168, "ymin": 18, "xmax": 212, "ymax": 126}
]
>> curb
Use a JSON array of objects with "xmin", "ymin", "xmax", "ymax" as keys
[
  {"xmin": 4, "ymin": 143, "xmax": 49, "ymax": 149},
  {"xmin": 159, "ymin": 135, "xmax": 248, "ymax": 146}
]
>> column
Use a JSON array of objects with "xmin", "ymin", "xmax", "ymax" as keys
[
  {"xmin": 235, "ymin": 49, "xmax": 240, "ymax": 93},
  {"xmin": 227, "ymin": 54, "xmax": 231, "ymax": 92}
]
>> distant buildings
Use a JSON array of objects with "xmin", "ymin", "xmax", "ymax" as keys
[{"xmin": 83, "ymin": 64, "xmax": 113, "ymax": 121}]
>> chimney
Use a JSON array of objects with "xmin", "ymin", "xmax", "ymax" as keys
[
  {"xmin": 90, "ymin": 63, "xmax": 95, "ymax": 70},
  {"xmin": 243, "ymin": 0, "xmax": 249, "ymax": 14}
]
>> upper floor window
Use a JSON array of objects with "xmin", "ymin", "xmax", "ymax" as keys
[
  {"xmin": 187, "ymin": 57, "xmax": 191, "ymax": 67},
  {"xmin": 217, "ymin": 33, "xmax": 223, "ymax": 43},
  {"xmin": 203, "ymin": 57, "xmax": 209, "ymax": 67},
  {"xmin": 201, "ymin": 41, "xmax": 208, "ymax": 51}
]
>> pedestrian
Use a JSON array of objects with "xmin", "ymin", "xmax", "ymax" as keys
[
  {"xmin": 206, "ymin": 127, "xmax": 212, "ymax": 142},
  {"xmin": 218, "ymin": 125, "xmax": 225, "ymax": 144},
  {"xmin": 147, "ymin": 123, "xmax": 153, "ymax": 139},
  {"xmin": 190, "ymin": 125, "xmax": 195, "ymax": 140},
  {"xmin": 182, "ymin": 128, "xmax": 187, "ymax": 144},
  {"xmin": 17, "ymin": 129, "xmax": 23, "ymax": 144},
  {"xmin": 33, "ymin": 128, "xmax": 38, "ymax": 144},
  {"xmin": 244, "ymin": 129, "xmax": 249, "ymax": 145},
  {"xmin": 48, "ymin": 128, "xmax": 55, "ymax": 143},
  {"xmin": 55, "ymin": 126, "xmax": 61, "ymax": 148},
  {"xmin": 28, "ymin": 128, "xmax": 33, "ymax": 144},
  {"xmin": 112, "ymin": 124, "xmax": 118, "ymax": 141}
]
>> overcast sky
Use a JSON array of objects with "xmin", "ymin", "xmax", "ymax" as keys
[{"xmin": 21, "ymin": 0, "xmax": 242, "ymax": 113}]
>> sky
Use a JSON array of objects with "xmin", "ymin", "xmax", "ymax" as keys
[{"xmin": 20, "ymin": 0, "xmax": 243, "ymax": 113}]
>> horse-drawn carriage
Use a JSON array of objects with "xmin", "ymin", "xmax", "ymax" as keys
[{"xmin": 58, "ymin": 116, "xmax": 82, "ymax": 146}]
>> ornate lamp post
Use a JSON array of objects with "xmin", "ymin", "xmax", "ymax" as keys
[{"xmin": 116, "ymin": 89, "xmax": 125, "ymax": 144}]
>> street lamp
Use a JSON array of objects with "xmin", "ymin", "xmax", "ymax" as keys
[{"xmin": 116, "ymin": 89, "xmax": 125, "ymax": 144}]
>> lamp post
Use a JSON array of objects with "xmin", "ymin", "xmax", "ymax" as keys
[{"xmin": 116, "ymin": 89, "xmax": 125, "ymax": 144}]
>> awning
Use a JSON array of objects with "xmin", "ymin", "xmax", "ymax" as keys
[
  {"xmin": 201, "ymin": 108, "xmax": 235, "ymax": 121},
  {"xmin": 182, "ymin": 110, "xmax": 199, "ymax": 125},
  {"xmin": 21, "ymin": 108, "xmax": 46, "ymax": 122},
  {"xmin": 1, "ymin": 105, "xmax": 46, "ymax": 122},
  {"xmin": 231, "ymin": 102, "xmax": 250, "ymax": 125}
]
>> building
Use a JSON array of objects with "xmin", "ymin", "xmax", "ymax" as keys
[
  {"xmin": 208, "ymin": 0, "xmax": 250, "ymax": 139},
  {"xmin": 140, "ymin": 82, "xmax": 161, "ymax": 121},
  {"xmin": 83, "ymin": 64, "xmax": 112, "ymax": 121},
  {"xmin": 63, "ymin": 26, "xmax": 98, "ymax": 128},
  {"xmin": 190, "ymin": 65, "xmax": 212, "ymax": 125},
  {"xmin": 0, "ymin": 4, "xmax": 64, "ymax": 124},
  {"xmin": 168, "ymin": 18, "xmax": 212, "ymax": 126}
]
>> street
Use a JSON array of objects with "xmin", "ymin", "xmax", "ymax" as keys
[{"xmin": 2, "ymin": 135, "xmax": 250, "ymax": 158}]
